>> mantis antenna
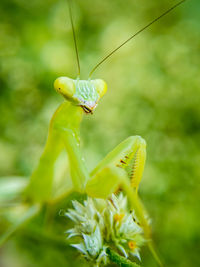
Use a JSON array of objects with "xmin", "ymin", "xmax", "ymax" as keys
[
  {"xmin": 67, "ymin": 0, "xmax": 81, "ymax": 77},
  {"xmin": 89, "ymin": 0, "xmax": 187, "ymax": 78}
]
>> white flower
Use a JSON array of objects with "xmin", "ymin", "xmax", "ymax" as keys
[{"xmin": 64, "ymin": 193, "xmax": 148, "ymax": 266}]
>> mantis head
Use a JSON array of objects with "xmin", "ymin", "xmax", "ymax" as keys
[{"xmin": 54, "ymin": 77, "xmax": 107, "ymax": 113}]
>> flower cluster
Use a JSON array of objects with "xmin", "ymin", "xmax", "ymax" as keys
[{"xmin": 64, "ymin": 193, "xmax": 147, "ymax": 266}]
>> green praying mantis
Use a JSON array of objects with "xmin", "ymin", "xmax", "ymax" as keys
[{"xmin": 0, "ymin": 0, "xmax": 187, "ymax": 266}]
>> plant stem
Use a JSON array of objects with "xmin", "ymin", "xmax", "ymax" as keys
[{"xmin": 106, "ymin": 248, "xmax": 142, "ymax": 267}]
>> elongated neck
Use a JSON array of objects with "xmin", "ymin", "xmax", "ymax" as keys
[{"xmin": 52, "ymin": 101, "xmax": 84, "ymax": 138}]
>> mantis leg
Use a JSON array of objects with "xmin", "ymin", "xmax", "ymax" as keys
[
  {"xmin": 90, "ymin": 135, "xmax": 146, "ymax": 195},
  {"xmin": 86, "ymin": 136, "xmax": 148, "ymax": 234},
  {"xmin": 86, "ymin": 136, "xmax": 162, "ymax": 266}
]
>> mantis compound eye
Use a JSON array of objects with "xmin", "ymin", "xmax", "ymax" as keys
[
  {"xmin": 54, "ymin": 77, "xmax": 76, "ymax": 100},
  {"xmin": 92, "ymin": 79, "xmax": 107, "ymax": 98}
]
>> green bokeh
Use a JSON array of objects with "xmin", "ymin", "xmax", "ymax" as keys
[{"xmin": 0, "ymin": 0, "xmax": 200, "ymax": 266}]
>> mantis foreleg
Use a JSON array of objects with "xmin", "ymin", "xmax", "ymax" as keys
[
  {"xmin": 86, "ymin": 135, "xmax": 163, "ymax": 266},
  {"xmin": 86, "ymin": 136, "xmax": 149, "ymax": 235}
]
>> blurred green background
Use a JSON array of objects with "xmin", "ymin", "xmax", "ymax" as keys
[{"xmin": 0, "ymin": 0, "xmax": 200, "ymax": 266}]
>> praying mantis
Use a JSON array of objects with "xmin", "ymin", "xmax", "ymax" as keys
[{"xmin": 0, "ymin": 0, "xmax": 187, "ymax": 266}]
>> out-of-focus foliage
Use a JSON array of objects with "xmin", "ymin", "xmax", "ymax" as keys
[{"xmin": 0, "ymin": 0, "xmax": 199, "ymax": 266}]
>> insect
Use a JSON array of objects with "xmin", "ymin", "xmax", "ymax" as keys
[{"xmin": 0, "ymin": 0, "xmax": 187, "ymax": 265}]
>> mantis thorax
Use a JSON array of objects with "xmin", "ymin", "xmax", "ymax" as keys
[{"xmin": 54, "ymin": 77, "xmax": 107, "ymax": 113}]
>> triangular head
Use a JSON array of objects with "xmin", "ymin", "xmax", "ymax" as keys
[{"xmin": 54, "ymin": 77, "xmax": 107, "ymax": 113}]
